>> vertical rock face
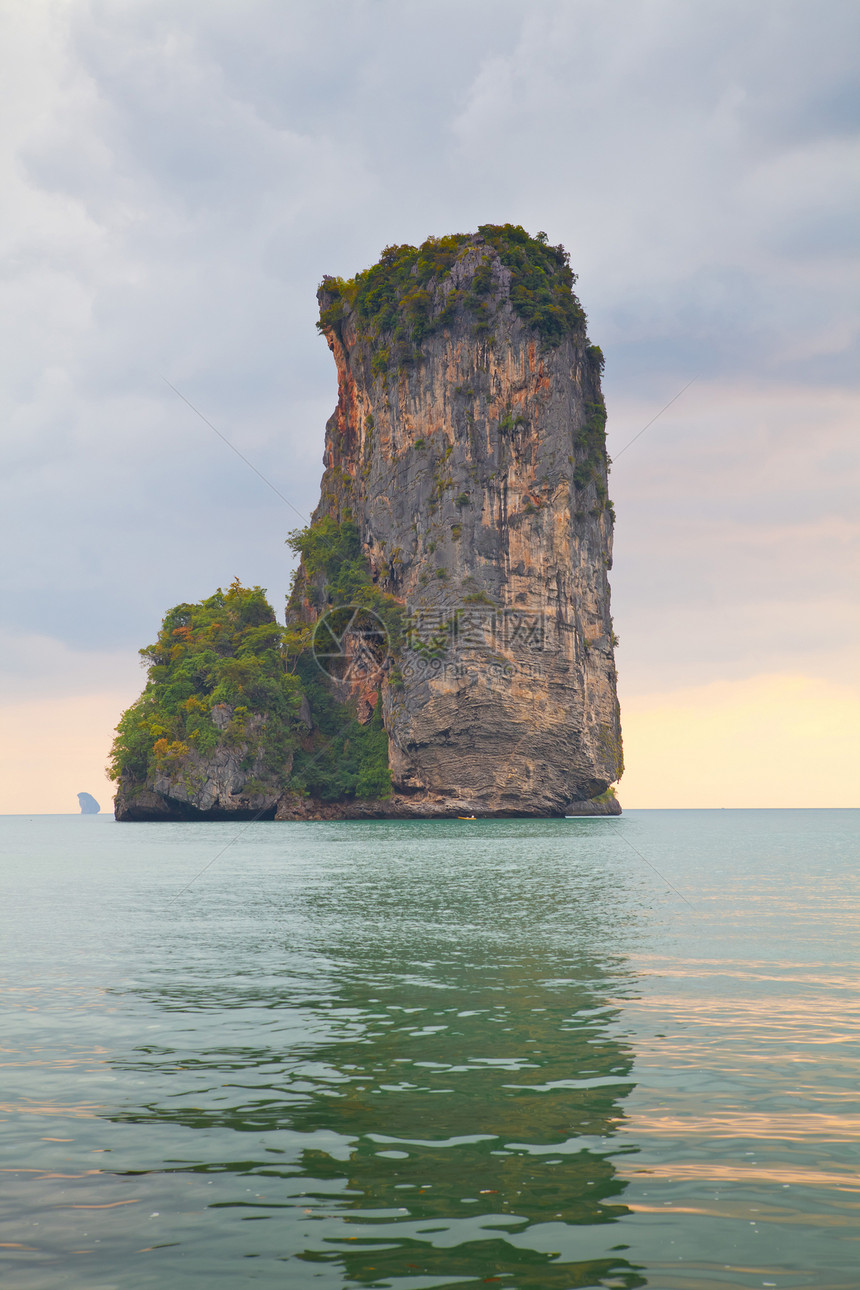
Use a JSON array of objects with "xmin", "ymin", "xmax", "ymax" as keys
[{"xmin": 286, "ymin": 227, "xmax": 622, "ymax": 817}]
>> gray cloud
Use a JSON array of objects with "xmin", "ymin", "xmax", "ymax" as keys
[{"xmin": 1, "ymin": 0, "xmax": 857, "ymax": 703}]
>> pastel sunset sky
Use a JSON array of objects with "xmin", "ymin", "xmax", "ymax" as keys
[{"xmin": 1, "ymin": 0, "xmax": 857, "ymax": 813}]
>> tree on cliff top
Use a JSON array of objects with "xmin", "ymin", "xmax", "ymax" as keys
[{"xmin": 317, "ymin": 224, "xmax": 585, "ymax": 359}]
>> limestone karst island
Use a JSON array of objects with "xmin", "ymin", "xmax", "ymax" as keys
[{"xmin": 111, "ymin": 226, "xmax": 623, "ymax": 821}]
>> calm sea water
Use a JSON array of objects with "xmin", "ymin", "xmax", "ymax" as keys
[{"xmin": 0, "ymin": 810, "xmax": 857, "ymax": 1289}]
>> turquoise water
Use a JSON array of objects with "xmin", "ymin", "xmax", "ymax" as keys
[{"xmin": 0, "ymin": 810, "xmax": 857, "ymax": 1289}]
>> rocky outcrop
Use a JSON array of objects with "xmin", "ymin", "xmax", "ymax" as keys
[
  {"xmin": 114, "ymin": 704, "xmax": 287, "ymax": 821},
  {"xmin": 287, "ymin": 227, "xmax": 622, "ymax": 817},
  {"xmin": 112, "ymin": 227, "xmax": 623, "ymax": 822},
  {"xmin": 77, "ymin": 791, "xmax": 100, "ymax": 814}
]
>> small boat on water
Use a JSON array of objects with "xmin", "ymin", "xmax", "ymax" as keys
[{"xmin": 458, "ymin": 815, "xmax": 477, "ymax": 820}]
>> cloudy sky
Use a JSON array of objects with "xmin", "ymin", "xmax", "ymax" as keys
[{"xmin": 2, "ymin": 0, "xmax": 857, "ymax": 812}]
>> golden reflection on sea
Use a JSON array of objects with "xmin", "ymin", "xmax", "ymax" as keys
[
  {"xmin": 623, "ymin": 1111, "xmax": 860, "ymax": 1142},
  {"xmin": 625, "ymin": 1162, "xmax": 859, "ymax": 1189},
  {"xmin": 0, "ymin": 1100, "xmax": 103, "ymax": 1119}
]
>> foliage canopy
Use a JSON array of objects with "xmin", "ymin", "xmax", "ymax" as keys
[
  {"xmin": 317, "ymin": 224, "xmax": 585, "ymax": 358},
  {"xmin": 111, "ymin": 546, "xmax": 396, "ymax": 805},
  {"xmin": 287, "ymin": 516, "xmax": 403, "ymax": 650},
  {"xmin": 109, "ymin": 580, "xmax": 300, "ymax": 787}
]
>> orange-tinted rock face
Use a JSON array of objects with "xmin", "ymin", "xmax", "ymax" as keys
[{"xmin": 292, "ymin": 234, "xmax": 622, "ymax": 816}]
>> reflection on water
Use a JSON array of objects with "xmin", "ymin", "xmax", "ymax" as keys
[
  {"xmin": 1, "ymin": 810, "xmax": 859, "ymax": 1289},
  {"xmin": 104, "ymin": 826, "xmax": 646, "ymax": 1287}
]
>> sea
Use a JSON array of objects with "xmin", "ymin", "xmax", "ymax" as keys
[{"xmin": 0, "ymin": 810, "xmax": 857, "ymax": 1290}]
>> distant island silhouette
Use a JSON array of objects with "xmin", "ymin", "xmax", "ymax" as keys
[{"xmin": 77, "ymin": 792, "xmax": 100, "ymax": 815}]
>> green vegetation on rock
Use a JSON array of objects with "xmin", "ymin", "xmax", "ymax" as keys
[
  {"xmin": 286, "ymin": 515, "xmax": 403, "ymax": 649},
  {"xmin": 573, "ymin": 397, "xmax": 609, "ymax": 498},
  {"xmin": 291, "ymin": 671, "xmax": 392, "ymax": 801},
  {"xmin": 109, "ymin": 580, "xmax": 300, "ymax": 788},
  {"xmin": 480, "ymin": 224, "xmax": 584, "ymax": 346},
  {"xmin": 318, "ymin": 234, "xmax": 467, "ymax": 343},
  {"xmin": 317, "ymin": 224, "xmax": 586, "ymax": 364},
  {"xmin": 281, "ymin": 514, "xmax": 403, "ymax": 801},
  {"xmin": 111, "ymin": 532, "xmax": 401, "ymax": 806}
]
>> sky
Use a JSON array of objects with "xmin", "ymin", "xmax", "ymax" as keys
[{"xmin": 1, "ymin": 0, "xmax": 858, "ymax": 813}]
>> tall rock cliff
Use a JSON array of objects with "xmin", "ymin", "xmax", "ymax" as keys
[
  {"xmin": 111, "ymin": 225, "xmax": 622, "ymax": 822},
  {"xmin": 281, "ymin": 226, "xmax": 622, "ymax": 818}
]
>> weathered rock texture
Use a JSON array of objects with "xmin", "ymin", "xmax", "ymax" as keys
[
  {"xmin": 283, "ymin": 231, "xmax": 622, "ymax": 818},
  {"xmin": 115, "ymin": 704, "xmax": 286, "ymax": 821}
]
